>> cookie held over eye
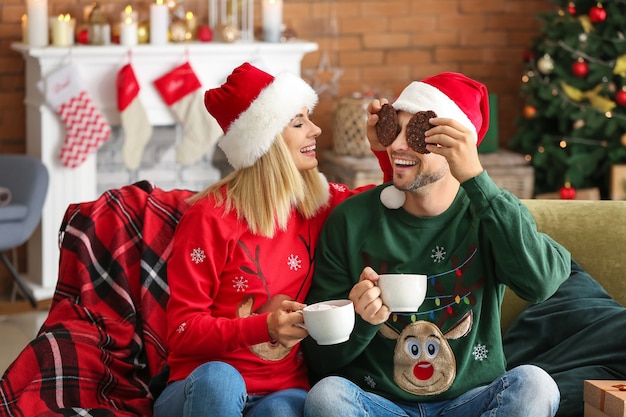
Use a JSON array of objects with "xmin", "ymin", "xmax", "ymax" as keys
[
  {"xmin": 376, "ymin": 103, "xmax": 398, "ymax": 147},
  {"xmin": 406, "ymin": 110, "xmax": 437, "ymax": 154}
]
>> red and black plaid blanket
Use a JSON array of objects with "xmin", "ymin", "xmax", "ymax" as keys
[{"xmin": 0, "ymin": 181, "xmax": 193, "ymax": 416}]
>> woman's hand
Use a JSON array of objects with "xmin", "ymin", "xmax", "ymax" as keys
[{"xmin": 266, "ymin": 299, "xmax": 308, "ymax": 348}]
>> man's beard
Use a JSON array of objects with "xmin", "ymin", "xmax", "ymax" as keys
[{"xmin": 394, "ymin": 165, "xmax": 447, "ymax": 192}]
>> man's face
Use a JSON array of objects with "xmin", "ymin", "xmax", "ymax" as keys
[{"xmin": 386, "ymin": 111, "xmax": 449, "ymax": 192}]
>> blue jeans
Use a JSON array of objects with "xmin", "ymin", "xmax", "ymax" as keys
[
  {"xmin": 304, "ymin": 365, "xmax": 560, "ymax": 417},
  {"xmin": 153, "ymin": 361, "xmax": 307, "ymax": 417}
]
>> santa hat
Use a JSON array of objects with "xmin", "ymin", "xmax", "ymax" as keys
[
  {"xmin": 392, "ymin": 72, "xmax": 489, "ymax": 145},
  {"xmin": 381, "ymin": 72, "xmax": 490, "ymax": 210},
  {"xmin": 204, "ymin": 62, "xmax": 318, "ymax": 170}
]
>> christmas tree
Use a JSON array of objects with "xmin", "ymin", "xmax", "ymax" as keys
[{"xmin": 510, "ymin": 0, "xmax": 626, "ymax": 198}]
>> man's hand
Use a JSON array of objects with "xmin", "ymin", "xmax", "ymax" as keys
[
  {"xmin": 424, "ymin": 117, "xmax": 484, "ymax": 184},
  {"xmin": 366, "ymin": 98, "xmax": 390, "ymax": 153},
  {"xmin": 349, "ymin": 266, "xmax": 390, "ymax": 325}
]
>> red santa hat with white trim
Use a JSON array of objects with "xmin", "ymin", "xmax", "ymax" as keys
[
  {"xmin": 392, "ymin": 71, "xmax": 489, "ymax": 145},
  {"xmin": 380, "ymin": 72, "xmax": 490, "ymax": 209},
  {"xmin": 204, "ymin": 62, "xmax": 318, "ymax": 170}
]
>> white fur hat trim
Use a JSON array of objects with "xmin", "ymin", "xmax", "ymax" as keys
[{"xmin": 392, "ymin": 81, "xmax": 478, "ymax": 143}]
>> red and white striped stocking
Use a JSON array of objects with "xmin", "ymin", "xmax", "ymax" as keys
[{"xmin": 39, "ymin": 64, "xmax": 111, "ymax": 168}]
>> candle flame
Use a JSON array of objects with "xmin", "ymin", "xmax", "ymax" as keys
[
  {"xmin": 22, "ymin": 14, "xmax": 27, "ymax": 22},
  {"xmin": 186, "ymin": 11, "xmax": 194, "ymax": 19},
  {"xmin": 64, "ymin": 14, "xmax": 71, "ymax": 22},
  {"xmin": 57, "ymin": 14, "xmax": 64, "ymax": 21},
  {"xmin": 125, "ymin": 5, "xmax": 133, "ymax": 14},
  {"xmin": 156, "ymin": 0, "xmax": 163, "ymax": 4}
]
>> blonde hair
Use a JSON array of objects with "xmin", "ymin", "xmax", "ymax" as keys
[{"xmin": 188, "ymin": 135, "xmax": 329, "ymax": 237}]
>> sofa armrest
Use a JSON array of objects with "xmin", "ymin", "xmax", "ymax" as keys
[{"xmin": 501, "ymin": 199, "xmax": 626, "ymax": 331}]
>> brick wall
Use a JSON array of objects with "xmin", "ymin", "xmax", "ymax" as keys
[{"xmin": 0, "ymin": 0, "xmax": 552, "ymax": 293}]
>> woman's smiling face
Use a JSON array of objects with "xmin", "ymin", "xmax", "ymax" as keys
[{"xmin": 281, "ymin": 107, "xmax": 322, "ymax": 171}]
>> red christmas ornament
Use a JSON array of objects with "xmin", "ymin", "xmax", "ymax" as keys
[
  {"xmin": 589, "ymin": 4, "xmax": 607, "ymax": 23},
  {"xmin": 77, "ymin": 28, "xmax": 89, "ymax": 45},
  {"xmin": 560, "ymin": 183, "xmax": 576, "ymax": 200},
  {"xmin": 616, "ymin": 88, "xmax": 626, "ymax": 107},
  {"xmin": 572, "ymin": 58, "xmax": 589, "ymax": 78},
  {"xmin": 523, "ymin": 50, "xmax": 535, "ymax": 62},
  {"xmin": 197, "ymin": 24, "xmax": 213, "ymax": 42},
  {"xmin": 568, "ymin": 2, "xmax": 576, "ymax": 15}
]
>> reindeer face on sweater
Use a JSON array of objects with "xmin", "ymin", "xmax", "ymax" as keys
[{"xmin": 386, "ymin": 311, "xmax": 473, "ymax": 395}]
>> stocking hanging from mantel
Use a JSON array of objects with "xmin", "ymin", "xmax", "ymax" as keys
[
  {"xmin": 117, "ymin": 63, "xmax": 153, "ymax": 170},
  {"xmin": 38, "ymin": 64, "xmax": 111, "ymax": 168},
  {"xmin": 153, "ymin": 61, "xmax": 222, "ymax": 166}
]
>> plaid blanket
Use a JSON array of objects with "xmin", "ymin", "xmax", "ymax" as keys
[{"xmin": 0, "ymin": 181, "xmax": 193, "ymax": 416}]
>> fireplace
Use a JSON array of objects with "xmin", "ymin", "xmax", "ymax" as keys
[{"xmin": 12, "ymin": 41, "xmax": 317, "ymax": 299}]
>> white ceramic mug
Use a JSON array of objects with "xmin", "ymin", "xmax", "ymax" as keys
[
  {"xmin": 377, "ymin": 273, "xmax": 427, "ymax": 312},
  {"xmin": 300, "ymin": 299, "xmax": 355, "ymax": 345}
]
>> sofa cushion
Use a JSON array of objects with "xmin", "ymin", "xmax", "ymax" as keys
[{"xmin": 503, "ymin": 260, "xmax": 626, "ymax": 417}]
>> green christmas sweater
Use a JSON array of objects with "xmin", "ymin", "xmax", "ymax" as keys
[{"xmin": 303, "ymin": 171, "xmax": 571, "ymax": 402}]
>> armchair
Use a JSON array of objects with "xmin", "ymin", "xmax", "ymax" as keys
[{"xmin": 0, "ymin": 154, "xmax": 49, "ymax": 307}]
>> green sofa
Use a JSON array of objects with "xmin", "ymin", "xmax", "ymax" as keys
[
  {"xmin": 502, "ymin": 199, "xmax": 626, "ymax": 417},
  {"xmin": 503, "ymin": 199, "xmax": 626, "ymax": 329}
]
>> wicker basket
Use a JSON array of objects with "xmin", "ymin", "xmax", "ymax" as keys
[{"xmin": 332, "ymin": 96, "xmax": 372, "ymax": 158}]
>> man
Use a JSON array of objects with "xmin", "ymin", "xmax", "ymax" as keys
[{"xmin": 302, "ymin": 72, "xmax": 571, "ymax": 417}]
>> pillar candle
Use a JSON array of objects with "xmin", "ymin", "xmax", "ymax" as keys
[
  {"xmin": 51, "ymin": 14, "xmax": 71, "ymax": 46},
  {"xmin": 262, "ymin": 0, "xmax": 282, "ymax": 43},
  {"xmin": 150, "ymin": 0, "xmax": 169, "ymax": 45},
  {"xmin": 120, "ymin": 18, "xmax": 138, "ymax": 46},
  {"xmin": 119, "ymin": 5, "xmax": 138, "ymax": 46},
  {"xmin": 21, "ymin": 14, "xmax": 28, "ymax": 44},
  {"xmin": 26, "ymin": 0, "xmax": 48, "ymax": 47},
  {"xmin": 208, "ymin": 0, "xmax": 217, "ymax": 31},
  {"xmin": 185, "ymin": 11, "xmax": 198, "ymax": 40}
]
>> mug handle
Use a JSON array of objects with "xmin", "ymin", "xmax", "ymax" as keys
[{"xmin": 294, "ymin": 310, "xmax": 307, "ymax": 329}]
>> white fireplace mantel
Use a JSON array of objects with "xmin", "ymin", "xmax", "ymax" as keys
[{"xmin": 12, "ymin": 41, "xmax": 318, "ymax": 299}]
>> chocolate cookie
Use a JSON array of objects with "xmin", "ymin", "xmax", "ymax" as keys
[
  {"xmin": 406, "ymin": 110, "xmax": 437, "ymax": 154},
  {"xmin": 376, "ymin": 103, "xmax": 398, "ymax": 146}
]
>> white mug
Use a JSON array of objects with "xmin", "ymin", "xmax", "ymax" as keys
[
  {"xmin": 300, "ymin": 299, "xmax": 355, "ymax": 345},
  {"xmin": 377, "ymin": 273, "xmax": 427, "ymax": 312}
]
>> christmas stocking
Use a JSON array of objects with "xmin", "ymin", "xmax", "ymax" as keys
[
  {"xmin": 38, "ymin": 64, "xmax": 111, "ymax": 168},
  {"xmin": 117, "ymin": 64, "xmax": 153, "ymax": 170},
  {"xmin": 153, "ymin": 62, "xmax": 222, "ymax": 166}
]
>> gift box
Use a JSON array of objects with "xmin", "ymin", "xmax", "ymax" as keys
[{"xmin": 584, "ymin": 380, "xmax": 626, "ymax": 417}]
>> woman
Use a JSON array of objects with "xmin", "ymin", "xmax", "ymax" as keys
[{"xmin": 153, "ymin": 62, "xmax": 391, "ymax": 417}]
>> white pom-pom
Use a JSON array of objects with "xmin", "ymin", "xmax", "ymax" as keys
[{"xmin": 380, "ymin": 185, "xmax": 406, "ymax": 209}]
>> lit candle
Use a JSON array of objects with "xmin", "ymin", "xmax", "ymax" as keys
[
  {"xmin": 26, "ymin": 0, "xmax": 48, "ymax": 47},
  {"xmin": 120, "ymin": 5, "xmax": 138, "ymax": 24},
  {"xmin": 149, "ymin": 0, "xmax": 169, "ymax": 45},
  {"xmin": 119, "ymin": 5, "xmax": 138, "ymax": 46},
  {"xmin": 51, "ymin": 14, "xmax": 71, "ymax": 47},
  {"xmin": 21, "ymin": 14, "xmax": 28, "ymax": 44},
  {"xmin": 68, "ymin": 16, "xmax": 76, "ymax": 45},
  {"xmin": 185, "ymin": 11, "xmax": 197, "ymax": 41},
  {"xmin": 262, "ymin": 0, "xmax": 282, "ymax": 43}
]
